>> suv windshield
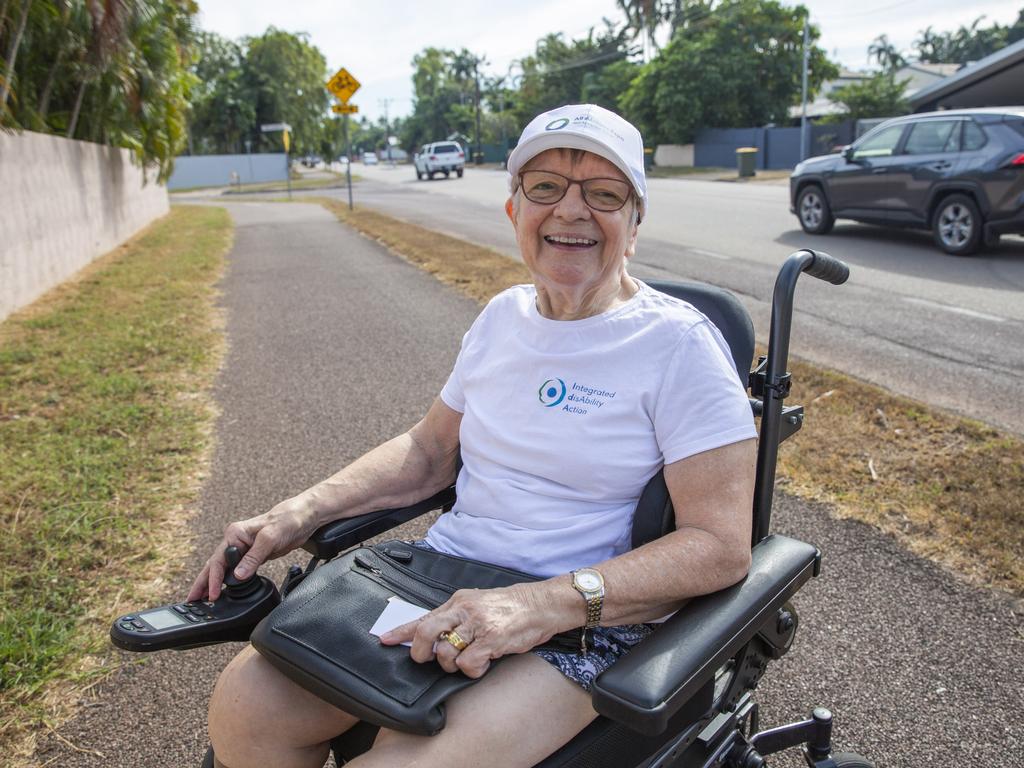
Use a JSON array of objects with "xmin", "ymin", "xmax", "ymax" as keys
[{"xmin": 433, "ymin": 144, "xmax": 459, "ymax": 153}]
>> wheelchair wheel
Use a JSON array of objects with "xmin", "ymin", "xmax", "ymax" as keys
[{"xmin": 832, "ymin": 752, "xmax": 874, "ymax": 768}]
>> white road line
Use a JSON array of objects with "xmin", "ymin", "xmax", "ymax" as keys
[
  {"xmin": 689, "ymin": 248, "xmax": 731, "ymax": 260},
  {"xmin": 902, "ymin": 296, "xmax": 1007, "ymax": 323}
]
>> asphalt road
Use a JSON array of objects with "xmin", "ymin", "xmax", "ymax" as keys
[
  {"xmin": 31, "ymin": 199, "xmax": 1023, "ymax": 767},
  {"xmin": 332, "ymin": 163, "xmax": 1024, "ymax": 437}
]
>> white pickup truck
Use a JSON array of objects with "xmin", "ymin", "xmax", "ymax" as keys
[{"xmin": 414, "ymin": 141, "xmax": 465, "ymax": 180}]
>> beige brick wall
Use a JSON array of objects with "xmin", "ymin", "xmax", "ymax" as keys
[{"xmin": 0, "ymin": 130, "xmax": 169, "ymax": 321}]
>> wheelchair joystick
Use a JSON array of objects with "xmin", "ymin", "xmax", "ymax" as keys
[{"xmin": 222, "ymin": 545, "xmax": 263, "ymax": 599}]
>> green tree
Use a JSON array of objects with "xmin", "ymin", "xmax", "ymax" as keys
[
  {"xmin": 187, "ymin": 30, "xmax": 253, "ymax": 154},
  {"xmin": 2, "ymin": 0, "xmax": 198, "ymax": 181},
  {"xmin": 402, "ymin": 47, "xmax": 482, "ymax": 151},
  {"xmin": 825, "ymin": 73, "xmax": 910, "ymax": 123},
  {"xmin": 868, "ymin": 34, "xmax": 906, "ymax": 73},
  {"xmin": 512, "ymin": 24, "xmax": 632, "ymax": 127},
  {"xmin": 620, "ymin": 0, "xmax": 836, "ymax": 144},
  {"xmin": 240, "ymin": 27, "xmax": 328, "ymax": 155},
  {"xmin": 913, "ymin": 12, "xmax": 1021, "ymax": 64}
]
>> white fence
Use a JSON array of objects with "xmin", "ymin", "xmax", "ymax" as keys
[{"xmin": 0, "ymin": 130, "xmax": 169, "ymax": 322}]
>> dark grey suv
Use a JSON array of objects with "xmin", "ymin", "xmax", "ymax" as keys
[{"xmin": 790, "ymin": 108, "xmax": 1024, "ymax": 255}]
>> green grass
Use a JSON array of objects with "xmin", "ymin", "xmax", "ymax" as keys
[{"xmin": 0, "ymin": 205, "xmax": 232, "ymax": 750}]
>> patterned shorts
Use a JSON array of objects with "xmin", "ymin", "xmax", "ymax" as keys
[{"xmin": 409, "ymin": 540, "xmax": 656, "ymax": 692}]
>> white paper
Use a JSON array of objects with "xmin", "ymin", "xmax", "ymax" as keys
[{"xmin": 368, "ymin": 596, "xmax": 430, "ymax": 647}]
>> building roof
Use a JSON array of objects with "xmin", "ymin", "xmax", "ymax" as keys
[{"xmin": 910, "ymin": 38, "xmax": 1024, "ymax": 111}]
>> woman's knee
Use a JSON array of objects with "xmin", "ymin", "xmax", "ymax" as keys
[{"xmin": 208, "ymin": 645, "xmax": 356, "ymax": 764}]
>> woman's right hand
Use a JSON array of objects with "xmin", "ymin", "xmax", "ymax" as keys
[{"xmin": 187, "ymin": 496, "xmax": 320, "ymax": 602}]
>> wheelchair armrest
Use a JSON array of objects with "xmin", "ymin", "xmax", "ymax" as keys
[
  {"xmin": 301, "ymin": 486, "xmax": 457, "ymax": 560},
  {"xmin": 591, "ymin": 534, "xmax": 820, "ymax": 736}
]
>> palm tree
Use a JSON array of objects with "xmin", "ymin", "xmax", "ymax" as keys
[
  {"xmin": 1, "ymin": 0, "xmax": 32, "ymax": 110},
  {"xmin": 868, "ymin": 34, "xmax": 906, "ymax": 73}
]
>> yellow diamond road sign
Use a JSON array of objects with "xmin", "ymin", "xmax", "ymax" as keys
[
  {"xmin": 332, "ymin": 103, "xmax": 359, "ymax": 114},
  {"xmin": 326, "ymin": 68, "xmax": 360, "ymax": 103}
]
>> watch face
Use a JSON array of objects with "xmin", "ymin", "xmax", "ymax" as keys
[{"xmin": 576, "ymin": 572, "xmax": 601, "ymax": 591}]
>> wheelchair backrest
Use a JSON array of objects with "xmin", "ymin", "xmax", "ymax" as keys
[{"xmin": 631, "ymin": 280, "xmax": 755, "ymax": 549}]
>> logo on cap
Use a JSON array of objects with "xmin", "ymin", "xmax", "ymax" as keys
[{"xmin": 545, "ymin": 118, "xmax": 570, "ymax": 131}]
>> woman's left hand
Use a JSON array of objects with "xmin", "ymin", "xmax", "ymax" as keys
[{"xmin": 380, "ymin": 585, "xmax": 559, "ymax": 678}]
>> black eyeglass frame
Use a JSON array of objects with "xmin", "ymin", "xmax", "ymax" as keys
[{"xmin": 515, "ymin": 170, "xmax": 636, "ymax": 213}]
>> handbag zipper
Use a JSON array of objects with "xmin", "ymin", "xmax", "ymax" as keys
[{"xmin": 352, "ymin": 553, "xmax": 449, "ymax": 608}]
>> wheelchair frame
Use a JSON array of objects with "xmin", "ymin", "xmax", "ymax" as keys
[{"xmin": 196, "ymin": 249, "xmax": 871, "ymax": 768}]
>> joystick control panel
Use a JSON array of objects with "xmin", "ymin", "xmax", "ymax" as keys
[{"xmin": 110, "ymin": 547, "xmax": 281, "ymax": 652}]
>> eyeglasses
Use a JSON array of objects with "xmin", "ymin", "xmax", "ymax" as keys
[{"xmin": 517, "ymin": 170, "xmax": 633, "ymax": 212}]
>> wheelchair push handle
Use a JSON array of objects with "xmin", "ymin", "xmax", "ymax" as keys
[
  {"xmin": 801, "ymin": 249, "xmax": 849, "ymax": 286},
  {"xmin": 752, "ymin": 249, "xmax": 849, "ymax": 546}
]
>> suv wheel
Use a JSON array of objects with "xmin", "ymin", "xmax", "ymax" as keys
[
  {"xmin": 797, "ymin": 185, "xmax": 834, "ymax": 235},
  {"xmin": 456, "ymin": 168, "xmax": 464, "ymax": 178},
  {"xmin": 416, "ymin": 169, "xmax": 424, "ymax": 180},
  {"xmin": 933, "ymin": 194, "xmax": 982, "ymax": 256}
]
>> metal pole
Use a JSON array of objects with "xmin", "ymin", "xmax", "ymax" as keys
[
  {"xmin": 474, "ymin": 62, "xmax": 482, "ymax": 165},
  {"xmin": 345, "ymin": 114, "xmax": 353, "ymax": 211},
  {"xmin": 800, "ymin": 17, "xmax": 810, "ymax": 161}
]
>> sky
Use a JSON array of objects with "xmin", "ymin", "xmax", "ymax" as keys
[{"xmin": 196, "ymin": 0, "xmax": 1023, "ymax": 125}]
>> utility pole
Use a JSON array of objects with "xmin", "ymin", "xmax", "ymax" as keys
[
  {"xmin": 378, "ymin": 98, "xmax": 396, "ymax": 165},
  {"xmin": 800, "ymin": 16, "xmax": 810, "ymax": 161},
  {"xmin": 474, "ymin": 59, "xmax": 483, "ymax": 165}
]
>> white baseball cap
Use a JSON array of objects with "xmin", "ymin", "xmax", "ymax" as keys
[{"xmin": 507, "ymin": 104, "xmax": 647, "ymax": 219}]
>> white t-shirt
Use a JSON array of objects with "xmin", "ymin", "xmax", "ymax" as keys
[{"xmin": 424, "ymin": 281, "xmax": 757, "ymax": 577}]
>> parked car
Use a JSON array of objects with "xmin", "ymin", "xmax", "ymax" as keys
[
  {"xmin": 362, "ymin": 152, "xmax": 379, "ymax": 165},
  {"xmin": 301, "ymin": 155, "xmax": 321, "ymax": 168},
  {"xmin": 414, "ymin": 141, "xmax": 465, "ymax": 180},
  {"xmin": 790, "ymin": 107, "xmax": 1024, "ymax": 255}
]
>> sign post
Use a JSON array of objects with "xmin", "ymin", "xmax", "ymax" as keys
[
  {"xmin": 332, "ymin": 103, "xmax": 359, "ymax": 210},
  {"xmin": 327, "ymin": 68, "xmax": 361, "ymax": 211},
  {"xmin": 260, "ymin": 122, "xmax": 293, "ymax": 199}
]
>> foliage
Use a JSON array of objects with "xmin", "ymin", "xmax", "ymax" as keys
[
  {"xmin": 239, "ymin": 27, "xmax": 327, "ymax": 156},
  {"xmin": 620, "ymin": 0, "xmax": 837, "ymax": 144},
  {"xmin": 511, "ymin": 24, "xmax": 635, "ymax": 127},
  {"xmin": 868, "ymin": 34, "xmax": 906, "ymax": 73},
  {"xmin": 914, "ymin": 11, "xmax": 1024, "ymax": 64},
  {"xmin": 824, "ymin": 73, "xmax": 910, "ymax": 123},
  {"xmin": 399, "ymin": 47, "xmax": 483, "ymax": 152},
  {"xmin": 1, "ymin": 0, "xmax": 199, "ymax": 182}
]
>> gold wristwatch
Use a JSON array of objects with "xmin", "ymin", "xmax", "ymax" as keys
[{"xmin": 571, "ymin": 568, "xmax": 605, "ymax": 653}]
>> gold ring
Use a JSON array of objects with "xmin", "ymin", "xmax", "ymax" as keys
[{"xmin": 439, "ymin": 629, "xmax": 469, "ymax": 651}]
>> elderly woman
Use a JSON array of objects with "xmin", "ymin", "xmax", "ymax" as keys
[{"xmin": 192, "ymin": 104, "xmax": 757, "ymax": 768}]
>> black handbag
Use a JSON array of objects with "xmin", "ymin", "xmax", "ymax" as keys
[{"xmin": 249, "ymin": 540, "xmax": 584, "ymax": 735}]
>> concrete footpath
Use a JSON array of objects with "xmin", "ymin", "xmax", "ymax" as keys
[{"xmin": 32, "ymin": 201, "xmax": 1023, "ymax": 767}]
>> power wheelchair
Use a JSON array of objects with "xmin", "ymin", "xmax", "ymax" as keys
[{"xmin": 114, "ymin": 248, "xmax": 873, "ymax": 768}]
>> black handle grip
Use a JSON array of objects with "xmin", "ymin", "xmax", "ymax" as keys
[{"xmin": 802, "ymin": 250, "xmax": 849, "ymax": 285}]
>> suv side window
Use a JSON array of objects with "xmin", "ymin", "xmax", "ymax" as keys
[
  {"xmin": 961, "ymin": 120, "xmax": 987, "ymax": 151},
  {"xmin": 903, "ymin": 120, "xmax": 960, "ymax": 154},
  {"xmin": 852, "ymin": 124, "xmax": 906, "ymax": 159}
]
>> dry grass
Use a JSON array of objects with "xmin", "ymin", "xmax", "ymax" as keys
[{"xmin": 315, "ymin": 198, "xmax": 1024, "ymax": 596}]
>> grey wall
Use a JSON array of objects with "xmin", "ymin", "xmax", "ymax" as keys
[
  {"xmin": 0, "ymin": 130, "xmax": 169, "ymax": 322},
  {"xmin": 167, "ymin": 153, "xmax": 287, "ymax": 190},
  {"xmin": 694, "ymin": 123, "xmax": 855, "ymax": 169}
]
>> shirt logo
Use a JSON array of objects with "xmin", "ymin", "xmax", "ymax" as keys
[
  {"xmin": 538, "ymin": 378, "xmax": 567, "ymax": 407},
  {"xmin": 538, "ymin": 378, "xmax": 617, "ymax": 415}
]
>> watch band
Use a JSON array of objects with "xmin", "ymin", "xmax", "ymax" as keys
[{"xmin": 571, "ymin": 568, "xmax": 605, "ymax": 654}]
